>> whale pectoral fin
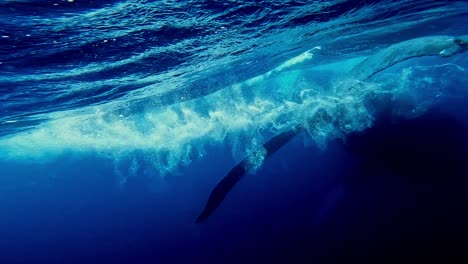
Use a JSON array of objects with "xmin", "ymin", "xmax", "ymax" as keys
[
  {"xmin": 195, "ymin": 161, "xmax": 247, "ymax": 223},
  {"xmin": 195, "ymin": 126, "xmax": 304, "ymax": 223}
]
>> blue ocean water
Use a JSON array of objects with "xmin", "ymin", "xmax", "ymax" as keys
[{"xmin": 1, "ymin": 0, "xmax": 468, "ymax": 263}]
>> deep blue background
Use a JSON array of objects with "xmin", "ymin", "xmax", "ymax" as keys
[
  {"xmin": 1, "ymin": 1, "xmax": 468, "ymax": 263},
  {"xmin": 1, "ymin": 96, "xmax": 467, "ymax": 264}
]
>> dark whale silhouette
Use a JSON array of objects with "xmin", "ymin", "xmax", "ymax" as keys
[
  {"xmin": 314, "ymin": 109, "xmax": 468, "ymax": 262},
  {"xmin": 196, "ymin": 126, "xmax": 303, "ymax": 223},
  {"xmin": 345, "ymin": 110, "xmax": 467, "ymax": 180},
  {"xmin": 196, "ymin": 36, "xmax": 468, "ymax": 223}
]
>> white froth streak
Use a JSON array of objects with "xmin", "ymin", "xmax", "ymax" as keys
[
  {"xmin": 0, "ymin": 77, "xmax": 371, "ymax": 176},
  {"xmin": 0, "ymin": 102, "xmax": 361, "ymax": 177},
  {"xmin": 0, "ymin": 46, "xmax": 327, "ymax": 162},
  {"xmin": 1, "ymin": 35, "xmax": 465, "ymax": 173}
]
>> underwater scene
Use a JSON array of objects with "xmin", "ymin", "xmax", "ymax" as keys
[{"xmin": 1, "ymin": 0, "xmax": 467, "ymax": 263}]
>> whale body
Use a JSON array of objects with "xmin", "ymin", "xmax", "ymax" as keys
[{"xmin": 195, "ymin": 35, "xmax": 468, "ymax": 223}]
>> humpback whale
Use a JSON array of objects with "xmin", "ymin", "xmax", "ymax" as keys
[{"xmin": 196, "ymin": 35, "xmax": 468, "ymax": 223}]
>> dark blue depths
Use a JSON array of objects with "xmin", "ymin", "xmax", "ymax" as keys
[
  {"xmin": 0, "ymin": 98, "xmax": 466, "ymax": 264},
  {"xmin": 1, "ymin": 1, "xmax": 468, "ymax": 263}
]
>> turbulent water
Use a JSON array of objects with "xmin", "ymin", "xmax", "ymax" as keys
[
  {"xmin": 1, "ymin": 0, "xmax": 467, "ymax": 175},
  {"xmin": 0, "ymin": 1, "xmax": 468, "ymax": 262}
]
